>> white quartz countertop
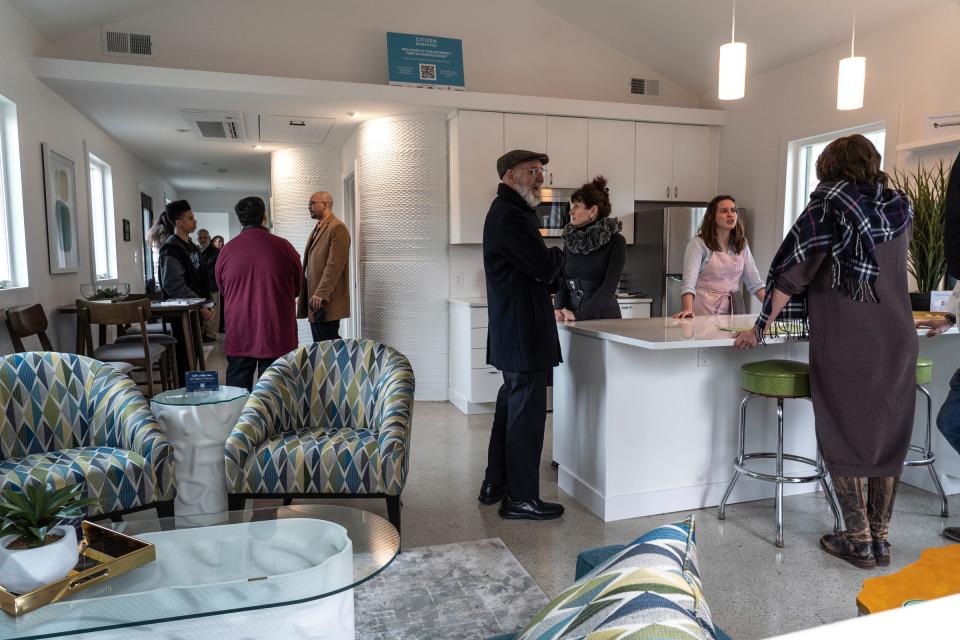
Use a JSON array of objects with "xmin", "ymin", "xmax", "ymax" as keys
[
  {"xmin": 557, "ymin": 314, "xmax": 959, "ymax": 350},
  {"xmin": 448, "ymin": 297, "xmax": 488, "ymax": 307}
]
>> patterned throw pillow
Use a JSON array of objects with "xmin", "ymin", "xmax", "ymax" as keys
[{"xmin": 516, "ymin": 516, "xmax": 716, "ymax": 640}]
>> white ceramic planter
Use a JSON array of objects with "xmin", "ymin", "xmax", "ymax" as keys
[{"xmin": 0, "ymin": 525, "xmax": 79, "ymax": 594}]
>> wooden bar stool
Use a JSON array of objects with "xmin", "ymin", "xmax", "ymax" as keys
[
  {"xmin": 907, "ymin": 358, "xmax": 949, "ymax": 517},
  {"xmin": 718, "ymin": 359, "xmax": 842, "ymax": 547}
]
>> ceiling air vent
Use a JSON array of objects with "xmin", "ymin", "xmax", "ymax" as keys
[
  {"xmin": 102, "ymin": 30, "xmax": 153, "ymax": 57},
  {"xmin": 179, "ymin": 110, "xmax": 247, "ymax": 143},
  {"xmin": 631, "ymin": 78, "xmax": 660, "ymax": 97}
]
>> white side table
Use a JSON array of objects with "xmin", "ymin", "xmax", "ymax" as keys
[{"xmin": 151, "ymin": 386, "xmax": 248, "ymax": 517}]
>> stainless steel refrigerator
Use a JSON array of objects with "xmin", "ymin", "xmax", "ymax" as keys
[{"xmin": 631, "ymin": 205, "xmax": 706, "ymax": 317}]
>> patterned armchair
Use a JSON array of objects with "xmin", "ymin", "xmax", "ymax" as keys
[
  {"xmin": 225, "ymin": 340, "xmax": 415, "ymax": 533},
  {"xmin": 0, "ymin": 352, "xmax": 176, "ymax": 519}
]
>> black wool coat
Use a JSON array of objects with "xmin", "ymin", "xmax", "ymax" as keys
[{"xmin": 483, "ymin": 183, "xmax": 565, "ymax": 372}]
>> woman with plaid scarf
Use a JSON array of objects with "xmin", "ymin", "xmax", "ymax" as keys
[{"xmin": 735, "ymin": 134, "xmax": 916, "ymax": 569}]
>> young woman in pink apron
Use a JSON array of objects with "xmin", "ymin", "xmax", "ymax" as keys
[{"xmin": 673, "ymin": 195, "xmax": 766, "ymax": 318}]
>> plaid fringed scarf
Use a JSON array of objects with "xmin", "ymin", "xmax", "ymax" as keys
[{"xmin": 754, "ymin": 180, "xmax": 913, "ymax": 341}]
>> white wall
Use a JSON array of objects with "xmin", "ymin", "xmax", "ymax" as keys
[
  {"xmin": 704, "ymin": 2, "xmax": 960, "ymax": 277},
  {"xmin": 0, "ymin": 0, "xmax": 176, "ymax": 352},
  {"xmin": 191, "ymin": 211, "xmax": 231, "ymax": 243},
  {"xmin": 34, "ymin": 0, "xmax": 698, "ymax": 108}
]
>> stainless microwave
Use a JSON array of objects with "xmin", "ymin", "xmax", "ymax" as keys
[{"xmin": 536, "ymin": 188, "xmax": 574, "ymax": 237}]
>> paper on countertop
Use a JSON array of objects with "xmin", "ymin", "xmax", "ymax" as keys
[{"xmin": 155, "ymin": 298, "xmax": 205, "ymax": 306}]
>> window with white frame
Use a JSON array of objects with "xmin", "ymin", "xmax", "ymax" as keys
[
  {"xmin": 785, "ymin": 124, "xmax": 886, "ymax": 234},
  {"xmin": 88, "ymin": 153, "xmax": 117, "ymax": 281},
  {"xmin": 0, "ymin": 94, "xmax": 25, "ymax": 289}
]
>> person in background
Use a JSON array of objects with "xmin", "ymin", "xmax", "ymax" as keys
[
  {"xmin": 212, "ymin": 235, "xmax": 225, "ymax": 250},
  {"xmin": 212, "ymin": 235, "xmax": 226, "ymax": 332},
  {"xmin": 916, "ymin": 148, "xmax": 960, "ymax": 541},
  {"xmin": 479, "ymin": 149, "xmax": 566, "ymax": 521},
  {"xmin": 197, "ymin": 228, "xmax": 220, "ymax": 342},
  {"xmin": 673, "ymin": 195, "xmax": 765, "ymax": 318},
  {"xmin": 149, "ymin": 199, "xmax": 214, "ymax": 386},
  {"xmin": 297, "ymin": 191, "xmax": 351, "ymax": 342},
  {"xmin": 216, "ymin": 197, "xmax": 303, "ymax": 391},
  {"xmin": 554, "ymin": 176, "xmax": 625, "ymax": 322},
  {"xmin": 736, "ymin": 134, "xmax": 916, "ymax": 569}
]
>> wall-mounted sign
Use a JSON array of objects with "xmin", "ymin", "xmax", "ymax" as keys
[{"xmin": 387, "ymin": 32, "xmax": 464, "ymax": 91}]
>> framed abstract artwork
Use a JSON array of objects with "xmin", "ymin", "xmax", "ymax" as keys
[{"xmin": 41, "ymin": 143, "xmax": 80, "ymax": 274}]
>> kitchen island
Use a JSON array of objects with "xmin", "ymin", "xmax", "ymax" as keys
[{"xmin": 553, "ymin": 314, "xmax": 960, "ymax": 522}]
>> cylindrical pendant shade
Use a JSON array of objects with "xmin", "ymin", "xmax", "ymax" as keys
[
  {"xmin": 837, "ymin": 56, "xmax": 865, "ymax": 110},
  {"xmin": 718, "ymin": 41, "xmax": 747, "ymax": 100}
]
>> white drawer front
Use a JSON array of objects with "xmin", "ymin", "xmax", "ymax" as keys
[
  {"xmin": 470, "ymin": 327, "xmax": 487, "ymax": 347},
  {"xmin": 470, "ymin": 348, "xmax": 489, "ymax": 369},
  {"xmin": 619, "ymin": 302, "xmax": 651, "ymax": 319},
  {"xmin": 471, "ymin": 368, "xmax": 503, "ymax": 402},
  {"xmin": 469, "ymin": 306, "xmax": 488, "ymax": 328}
]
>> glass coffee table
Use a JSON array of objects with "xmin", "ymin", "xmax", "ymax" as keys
[{"xmin": 2, "ymin": 504, "xmax": 399, "ymax": 639}]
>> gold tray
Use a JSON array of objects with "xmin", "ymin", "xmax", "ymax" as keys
[{"xmin": 0, "ymin": 520, "xmax": 155, "ymax": 617}]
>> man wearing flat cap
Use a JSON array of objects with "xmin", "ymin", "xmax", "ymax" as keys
[{"xmin": 478, "ymin": 149, "xmax": 566, "ymax": 520}]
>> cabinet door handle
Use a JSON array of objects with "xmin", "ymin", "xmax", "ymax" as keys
[
  {"xmin": 549, "ymin": 172, "xmax": 554, "ymax": 186},
  {"xmin": 665, "ymin": 186, "xmax": 670, "ymax": 198},
  {"xmin": 674, "ymin": 186, "xmax": 678, "ymax": 199}
]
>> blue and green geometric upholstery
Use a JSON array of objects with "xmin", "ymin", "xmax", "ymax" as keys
[
  {"xmin": 516, "ymin": 516, "xmax": 717, "ymax": 640},
  {"xmin": 0, "ymin": 352, "xmax": 176, "ymax": 517},
  {"xmin": 225, "ymin": 339, "xmax": 415, "ymax": 500}
]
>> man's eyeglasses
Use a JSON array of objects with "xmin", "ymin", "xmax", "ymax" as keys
[{"xmin": 516, "ymin": 167, "xmax": 546, "ymax": 177}]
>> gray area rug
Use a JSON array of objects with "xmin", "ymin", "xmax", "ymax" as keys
[{"xmin": 355, "ymin": 538, "xmax": 549, "ymax": 639}]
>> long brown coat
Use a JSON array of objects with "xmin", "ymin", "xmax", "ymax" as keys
[{"xmin": 297, "ymin": 215, "xmax": 351, "ymax": 322}]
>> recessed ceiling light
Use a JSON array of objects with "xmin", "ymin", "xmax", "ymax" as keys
[
  {"xmin": 252, "ymin": 144, "xmax": 263, "ymax": 149},
  {"xmin": 201, "ymin": 162, "xmax": 211, "ymax": 166},
  {"xmin": 348, "ymin": 112, "xmax": 362, "ymax": 119},
  {"xmin": 216, "ymin": 168, "xmax": 228, "ymax": 174},
  {"xmin": 175, "ymin": 128, "xmax": 190, "ymax": 133}
]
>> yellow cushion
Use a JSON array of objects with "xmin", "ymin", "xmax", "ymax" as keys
[{"xmin": 740, "ymin": 360, "xmax": 810, "ymax": 398}]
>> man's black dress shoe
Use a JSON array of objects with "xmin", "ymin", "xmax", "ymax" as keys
[
  {"xmin": 478, "ymin": 481, "xmax": 505, "ymax": 505},
  {"xmin": 498, "ymin": 496, "xmax": 564, "ymax": 520}
]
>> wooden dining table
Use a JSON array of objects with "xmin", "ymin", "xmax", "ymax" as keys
[{"xmin": 59, "ymin": 298, "xmax": 211, "ymax": 372}]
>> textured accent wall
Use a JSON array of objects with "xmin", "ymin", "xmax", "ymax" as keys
[
  {"xmin": 270, "ymin": 147, "xmax": 342, "ymax": 345},
  {"xmin": 357, "ymin": 115, "xmax": 449, "ymax": 400}
]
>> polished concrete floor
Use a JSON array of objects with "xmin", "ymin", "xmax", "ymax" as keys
[{"xmin": 205, "ymin": 340, "xmax": 959, "ymax": 640}]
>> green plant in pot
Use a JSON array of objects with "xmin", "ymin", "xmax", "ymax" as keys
[
  {"xmin": 893, "ymin": 159, "xmax": 949, "ymax": 311},
  {"xmin": 0, "ymin": 483, "xmax": 96, "ymax": 594}
]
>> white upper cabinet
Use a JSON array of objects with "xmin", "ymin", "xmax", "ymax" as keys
[
  {"xmin": 449, "ymin": 111, "xmax": 503, "ymax": 244},
  {"xmin": 671, "ymin": 125, "xmax": 717, "ymax": 203},
  {"xmin": 588, "ymin": 119, "xmax": 636, "ymax": 244},
  {"xmin": 635, "ymin": 123, "xmax": 717, "ymax": 202},
  {"xmin": 545, "ymin": 117, "xmax": 589, "ymax": 188},
  {"xmin": 504, "ymin": 114, "xmax": 547, "ymax": 155},
  {"xmin": 634, "ymin": 123, "xmax": 675, "ymax": 201}
]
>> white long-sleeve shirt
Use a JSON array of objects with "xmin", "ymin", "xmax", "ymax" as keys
[{"xmin": 679, "ymin": 237, "xmax": 765, "ymax": 297}]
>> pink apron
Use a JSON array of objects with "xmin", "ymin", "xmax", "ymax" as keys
[{"xmin": 693, "ymin": 251, "xmax": 745, "ymax": 316}]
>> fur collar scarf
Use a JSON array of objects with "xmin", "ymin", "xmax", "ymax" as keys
[{"xmin": 562, "ymin": 217, "xmax": 621, "ymax": 255}]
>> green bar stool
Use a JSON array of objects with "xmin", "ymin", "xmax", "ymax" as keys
[
  {"xmin": 718, "ymin": 359, "xmax": 842, "ymax": 547},
  {"xmin": 907, "ymin": 358, "xmax": 949, "ymax": 517}
]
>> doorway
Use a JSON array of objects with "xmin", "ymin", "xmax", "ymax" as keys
[
  {"xmin": 342, "ymin": 171, "xmax": 359, "ymax": 339},
  {"xmin": 140, "ymin": 192, "xmax": 155, "ymax": 293}
]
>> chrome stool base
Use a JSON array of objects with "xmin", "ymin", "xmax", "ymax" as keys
[
  {"xmin": 907, "ymin": 384, "xmax": 949, "ymax": 518},
  {"xmin": 718, "ymin": 393, "xmax": 842, "ymax": 548}
]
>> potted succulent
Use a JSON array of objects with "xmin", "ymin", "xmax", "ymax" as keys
[
  {"xmin": 0, "ymin": 483, "xmax": 96, "ymax": 594},
  {"xmin": 892, "ymin": 159, "xmax": 950, "ymax": 311}
]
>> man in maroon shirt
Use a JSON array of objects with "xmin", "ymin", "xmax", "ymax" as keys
[{"xmin": 216, "ymin": 197, "xmax": 304, "ymax": 390}]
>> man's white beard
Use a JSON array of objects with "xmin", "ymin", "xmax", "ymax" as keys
[{"xmin": 514, "ymin": 183, "xmax": 541, "ymax": 208}]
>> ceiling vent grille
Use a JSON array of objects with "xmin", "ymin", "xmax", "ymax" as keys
[
  {"xmin": 631, "ymin": 78, "xmax": 660, "ymax": 97},
  {"xmin": 102, "ymin": 30, "xmax": 153, "ymax": 57},
  {"xmin": 179, "ymin": 110, "xmax": 247, "ymax": 143}
]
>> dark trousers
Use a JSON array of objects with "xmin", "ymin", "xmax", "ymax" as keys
[
  {"xmin": 484, "ymin": 369, "xmax": 548, "ymax": 501},
  {"xmin": 310, "ymin": 320, "xmax": 341, "ymax": 343},
  {"xmin": 226, "ymin": 356, "xmax": 276, "ymax": 391},
  {"xmin": 170, "ymin": 321, "xmax": 188, "ymax": 387}
]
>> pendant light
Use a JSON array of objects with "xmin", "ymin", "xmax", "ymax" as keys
[
  {"xmin": 718, "ymin": 0, "xmax": 747, "ymax": 100},
  {"xmin": 837, "ymin": 13, "xmax": 865, "ymax": 110}
]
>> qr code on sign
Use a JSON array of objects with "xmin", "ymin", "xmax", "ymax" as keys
[{"xmin": 419, "ymin": 64, "xmax": 436, "ymax": 81}]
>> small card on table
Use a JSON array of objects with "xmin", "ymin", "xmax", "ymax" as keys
[{"xmin": 185, "ymin": 371, "xmax": 219, "ymax": 392}]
